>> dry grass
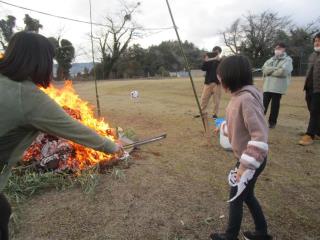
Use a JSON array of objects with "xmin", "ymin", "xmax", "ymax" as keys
[{"xmin": 10, "ymin": 77, "xmax": 320, "ymax": 240}]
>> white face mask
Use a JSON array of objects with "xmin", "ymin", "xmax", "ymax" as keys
[
  {"xmin": 274, "ymin": 49, "xmax": 284, "ymax": 56},
  {"xmin": 314, "ymin": 47, "xmax": 320, "ymax": 52}
]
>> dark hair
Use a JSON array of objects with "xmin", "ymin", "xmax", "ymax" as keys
[
  {"xmin": 212, "ymin": 46, "xmax": 222, "ymax": 53},
  {"xmin": 207, "ymin": 51, "xmax": 218, "ymax": 58},
  {"xmin": 0, "ymin": 31, "xmax": 55, "ymax": 88},
  {"xmin": 313, "ymin": 32, "xmax": 320, "ymax": 42},
  {"xmin": 275, "ymin": 42, "xmax": 286, "ymax": 49},
  {"xmin": 217, "ymin": 55, "xmax": 253, "ymax": 93}
]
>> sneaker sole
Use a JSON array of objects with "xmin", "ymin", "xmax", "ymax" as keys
[
  {"xmin": 241, "ymin": 231, "xmax": 273, "ymax": 240},
  {"xmin": 241, "ymin": 232, "xmax": 250, "ymax": 240}
]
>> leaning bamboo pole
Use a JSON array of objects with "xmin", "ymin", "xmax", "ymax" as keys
[{"xmin": 165, "ymin": 0, "xmax": 210, "ymax": 143}]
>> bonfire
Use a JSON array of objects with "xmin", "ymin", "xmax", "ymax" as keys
[{"xmin": 22, "ymin": 81, "xmax": 122, "ymax": 172}]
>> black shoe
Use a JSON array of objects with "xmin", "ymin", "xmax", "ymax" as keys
[
  {"xmin": 210, "ymin": 233, "xmax": 238, "ymax": 240},
  {"xmin": 269, "ymin": 124, "xmax": 276, "ymax": 129},
  {"xmin": 194, "ymin": 114, "xmax": 201, "ymax": 118},
  {"xmin": 242, "ymin": 231, "xmax": 273, "ymax": 240},
  {"xmin": 212, "ymin": 114, "xmax": 218, "ymax": 119}
]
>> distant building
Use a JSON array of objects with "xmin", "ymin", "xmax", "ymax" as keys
[
  {"xmin": 191, "ymin": 69, "xmax": 204, "ymax": 78},
  {"xmin": 169, "ymin": 69, "xmax": 204, "ymax": 78}
]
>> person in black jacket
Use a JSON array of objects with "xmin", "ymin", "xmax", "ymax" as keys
[
  {"xmin": 299, "ymin": 32, "xmax": 320, "ymax": 145},
  {"xmin": 195, "ymin": 46, "xmax": 222, "ymax": 119}
]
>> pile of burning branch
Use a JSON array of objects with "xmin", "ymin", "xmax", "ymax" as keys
[
  {"xmin": 21, "ymin": 81, "xmax": 124, "ymax": 172},
  {"xmin": 21, "ymin": 81, "xmax": 165, "ymax": 173}
]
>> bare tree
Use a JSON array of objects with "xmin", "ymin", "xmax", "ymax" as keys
[
  {"xmin": 222, "ymin": 18, "xmax": 243, "ymax": 54},
  {"xmin": 94, "ymin": 1, "xmax": 141, "ymax": 79},
  {"xmin": 242, "ymin": 11, "xmax": 290, "ymax": 60},
  {"xmin": 221, "ymin": 11, "xmax": 291, "ymax": 67}
]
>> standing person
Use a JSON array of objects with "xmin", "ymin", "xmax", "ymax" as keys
[
  {"xmin": 195, "ymin": 46, "xmax": 222, "ymax": 119},
  {"xmin": 299, "ymin": 32, "xmax": 320, "ymax": 145},
  {"xmin": 210, "ymin": 55, "xmax": 272, "ymax": 240},
  {"xmin": 0, "ymin": 31, "xmax": 123, "ymax": 240},
  {"xmin": 262, "ymin": 43, "xmax": 293, "ymax": 128}
]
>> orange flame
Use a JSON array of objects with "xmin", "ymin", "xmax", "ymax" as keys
[{"xmin": 24, "ymin": 81, "xmax": 118, "ymax": 170}]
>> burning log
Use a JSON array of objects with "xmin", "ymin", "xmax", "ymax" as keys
[{"xmin": 23, "ymin": 133, "xmax": 75, "ymax": 170}]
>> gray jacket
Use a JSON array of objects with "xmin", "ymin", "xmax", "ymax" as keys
[{"xmin": 262, "ymin": 53, "xmax": 293, "ymax": 94}]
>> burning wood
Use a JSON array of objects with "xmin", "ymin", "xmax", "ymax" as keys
[
  {"xmin": 23, "ymin": 133, "xmax": 75, "ymax": 171},
  {"xmin": 22, "ymin": 81, "xmax": 120, "ymax": 171}
]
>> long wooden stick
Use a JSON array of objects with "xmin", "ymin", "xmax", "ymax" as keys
[
  {"xmin": 165, "ymin": 0, "xmax": 206, "ymax": 131},
  {"xmin": 123, "ymin": 133, "xmax": 167, "ymax": 150},
  {"xmin": 89, "ymin": 0, "xmax": 101, "ymax": 117}
]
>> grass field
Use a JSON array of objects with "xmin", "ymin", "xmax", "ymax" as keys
[{"xmin": 11, "ymin": 77, "xmax": 320, "ymax": 240}]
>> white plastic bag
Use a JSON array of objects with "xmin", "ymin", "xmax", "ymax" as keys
[{"xmin": 220, "ymin": 121, "xmax": 232, "ymax": 150}]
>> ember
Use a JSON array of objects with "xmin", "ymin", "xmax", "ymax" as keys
[{"xmin": 23, "ymin": 81, "xmax": 121, "ymax": 171}]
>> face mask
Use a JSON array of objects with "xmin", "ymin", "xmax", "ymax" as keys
[
  {"xmin": 314, "ymin": 47, "xmax": 320, "ymax": 52},
  {"xmin": 274, "ymin": 50, "xmax": 284, "ymax": 56}
]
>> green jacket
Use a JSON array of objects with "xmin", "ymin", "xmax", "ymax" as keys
[
  {"xmin": 0, "ymin": 74, "xmax": 117, "ymax": 192},
  {"xmin": 262, "ymin": 53, "xmax": 293, "ymax": 94}
]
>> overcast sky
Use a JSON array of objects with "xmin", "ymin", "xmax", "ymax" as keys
[{"xmin": 1, "ymin": 0, "xmax": 319, "ymax": 62}]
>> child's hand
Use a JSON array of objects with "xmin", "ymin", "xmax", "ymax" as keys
[
  {"xmin": 236, "ymin": 164, "xmax": 247, "ymax": 182},
  {"xmin": 114, "ymin": 142, "xmax": 124, "ymax": 156},
  {"xmin": 213, "ymin": 127, "xmax": 220, "ymax": 135}
]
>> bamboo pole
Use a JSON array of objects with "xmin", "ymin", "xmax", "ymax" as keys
[
  {"xmin": 165, "ymin": 0, "xmax": 206, "ymax": 132},
  {"xmin": 89, "ymin": 0, "xmax": 101, "ymax": 117}
]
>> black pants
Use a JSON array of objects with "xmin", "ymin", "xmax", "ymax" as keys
[
  {"xmin": 306, "ymin": 92, "xmax": 320, "ymax": 137},
  {"xmin": 226, "ymin": 160, "xmax": 267, "ymax": 238},
  {"xmin": 0, "ymin": 193, "xmax": 11, "ymax": 240},
  {"xmin": 263, "ymin": 92, "xmax": 282, "ymax": 126}
]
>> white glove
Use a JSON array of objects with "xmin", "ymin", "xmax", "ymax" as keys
[{"xmin": 227, "ymin": 168, "xmax": 255, "ymax": 202}]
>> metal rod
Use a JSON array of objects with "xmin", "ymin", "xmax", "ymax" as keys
[
  {"xmin": 165, "ymin": 0, "xmax": 206, "ymax": 131},
  {"xmin": 89, "ymin": 0, "xmax": 101, "ymax": 117},
  {"xmin": 123, "ymin": 133, "xmax": 167, "ymax": 149}
]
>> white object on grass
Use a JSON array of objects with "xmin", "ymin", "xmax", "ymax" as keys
[
  {"xmin": 130, "ymin": 90, "xmax": 139, "ymax": 101},
  {"xmin": 227, "ymin": 168, "xmax": 255, "ymax": 202},
  {"xmin": 220, "ymin": 121, "xmax": 232, "ymax": 150},
  {"xmin": 119, "ymin": 151, "xmax": 130, "ymax": 161}
]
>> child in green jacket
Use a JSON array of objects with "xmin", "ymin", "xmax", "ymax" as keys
[{"xmin": 0, "ymin": 31, "xmax": 122, "ymax": 240}]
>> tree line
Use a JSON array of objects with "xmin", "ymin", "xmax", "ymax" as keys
[
  {"xmin": 1, "ymin": 7, "xmax": 319, "ymax": 80},
  {"xmin": 222, "ymin": 11, "xmax": 319, "ymax": 75},
  {"xmin": 92, "ymin": 41, "xmax": 204, "ymax": 79},
  {"xmin": 0, "ymin": 14, "xmax": 75, "ymax": 81}
]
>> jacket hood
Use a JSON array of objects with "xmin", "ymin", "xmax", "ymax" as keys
[{"xmin": 233, "ymin": 85, "xmax": 264, "ymax": 109}]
